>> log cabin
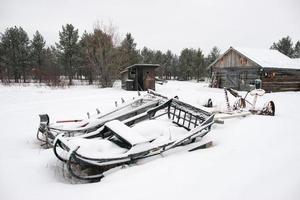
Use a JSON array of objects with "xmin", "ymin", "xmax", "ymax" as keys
[{"xmin": 209, "ymin": 47, "xmax": 300, "ymax": 92}]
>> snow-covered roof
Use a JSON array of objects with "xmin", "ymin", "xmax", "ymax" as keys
[
  {"xmin": 209, "ymin": 47, "xmax": 300, "ymax": 70},
  {"xmin": 234, "ymin": 47, "xmax": 300, "ymax": 69},
  {"xmin": 120, "ymin": 64, "xmax": 160, "ymax": 74}
]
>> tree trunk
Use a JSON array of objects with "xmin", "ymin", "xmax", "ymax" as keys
[
  {"xmin": 22, "ymin": 64, "xmax": 26, "ymax": 83},
  {"xmin": 14, "ymin": 68, "xmax": 18, "ymax": 83},
  {"xmin": 38, "ymin": 56, "xmax": 42, "ymax": 83},
  {"xmin": 88, "ymin": 66, "xmax": 93, "ymax": 84},
  {"xmin": 68, "ymin": 57, "xmax": 73, "ymax": 85}
]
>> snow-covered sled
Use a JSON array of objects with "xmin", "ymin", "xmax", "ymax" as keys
[
  {"xmin": 37, "ymin": 92, "xmax": 163, "ymax": 147},
  {"xmin": 53, "ymin": 98, "xmax": 215, "ymax": 181}
]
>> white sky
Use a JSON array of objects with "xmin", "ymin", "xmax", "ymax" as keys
[{"xmin": 0, "ymin": 0, "xmax": 299, "ymax": 55}]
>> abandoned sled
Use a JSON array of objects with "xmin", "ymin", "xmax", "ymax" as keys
[
  {"xmin": 205, "ymin": 87, "xmax": 275, "ymax": 121},
  {"xmin": 37, "ymin": 92, "xmax": 163, "ymax": 147},
  {"xmin": 53, "ymin": 98, "xmax": 215, "ymax": 181}
]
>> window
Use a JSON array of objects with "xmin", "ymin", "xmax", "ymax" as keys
[
  {"xmin": 240, "ymin": 58, "xmax": 247, "ymax": 65},
  {"xmin": 129, "ymin": 68, "xmax": 136, "ymax": 78}
]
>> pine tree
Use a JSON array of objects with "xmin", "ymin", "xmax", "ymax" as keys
[
  {"xmin": 0, "ymin": 33, "xmax": 4, "ymax": 82},
  {"xmin": 119, "ymin": 33, "xmax": 139, "ymax": 69},
  {"xmin": 140, "ymin": 47, "xmax": 155, "ymax": 63},
  {"xmin": 194, "ymin": 48, "xmax": 205, "ymax": 81},
  {"xmin": 154, "ymin": 50, "xmax": 164, "ymax": 78},
  {"xmin": 270, "ymin": 36, "xmax": 294, "ymax": 58},
  {"xmin": 293, "ymin": 41, "xmax": 300, "ymax": 58},
  {"xmin": 78, "ymin": 31, "xmax": 97, "ymax": 84},
  {"xmin": 178, "ymin": 48, "xmax": 195, "ymax": 80},
  {"xmin": 164, "ymin": 50, "xmax": 173, "ymax": 79},
  {"xmin": 56, "ymin": 24, "xmax": 79, "ymax": 85},
  {"xmin": 31, "ymin": 31, "xmax": 46, "ymax": 83},
  {"xmin": 1, "ymin": 26, "xmax": 30, "ymax": 82},
  {"xmin": 206, "ymin": 46, "xmax": 221, "ymax": 66},
  {"xmin": 171, "ymin": 55, "xmax": 179, "ymax": 79}
]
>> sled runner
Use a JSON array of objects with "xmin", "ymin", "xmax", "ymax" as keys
[
  {"xmin": 53, "ymin": 98, "xmax": 214, "ymax": 181},
  {"xmin": 37, "ymin": 93, "xmax": 163, "ymax": 147}
]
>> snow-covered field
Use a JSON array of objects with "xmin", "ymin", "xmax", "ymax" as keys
[{"xmin": 0, "ymin": 81, "xmax": 299, "ymax": 200}]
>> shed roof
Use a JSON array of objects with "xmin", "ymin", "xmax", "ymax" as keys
[
  {"xmin": 120, "ymin": 64, "xmax": 160, "ymax": 74},
  {"xmin": 209, "ymin": 47, "xmax": 300, "ymax": 70}
]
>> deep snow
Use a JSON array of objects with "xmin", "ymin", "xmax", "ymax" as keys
[{"xmin": 0, "ymin": 81, "xmax": 299, "ymax": 200}]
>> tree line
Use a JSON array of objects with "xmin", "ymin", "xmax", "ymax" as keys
[
  {"xmin": 270, "ymin": 36, "xmax": 300, "ymax": 58},
  {"xmin": 0, "ymin": 24, "xmax": 221, "ymax": 87},
  {"xmin": 0, "ymin": 24, "xmax": 298, "ymax": 87}
]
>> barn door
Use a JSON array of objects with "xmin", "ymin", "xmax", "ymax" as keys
[{"xmin": 225, "ymin": 72, "xmax": 240, "ymax": 89}]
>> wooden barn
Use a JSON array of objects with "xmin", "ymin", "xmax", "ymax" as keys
[
  {"xmin": 121, "ymin": 64, "xmax": 160, "ymax": 91},
  {"xmin": 209, "ymin": 47, "xmax": 300, "ymax": 92}
]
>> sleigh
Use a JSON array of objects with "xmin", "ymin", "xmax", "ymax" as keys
[
  {"xmin": 53, "ymin": 97, "xmax": 214, "ymax": 181},
  {"xmin": 206, "ymin": 87, "xmax": 275, "ymax": 122},
  {"xmin": 37, "ymin": 92, "xmax": 163, "ymax": 147}
]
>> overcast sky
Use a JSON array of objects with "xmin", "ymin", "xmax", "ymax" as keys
[{"xmin": 0, "ymin": 0, "xmax": 299, "ymax": 55}]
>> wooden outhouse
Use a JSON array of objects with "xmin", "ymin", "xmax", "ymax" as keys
[
  {"xmin": 208, "ymin": 47, "xmax": 300, "ymax": 92},
  {"xmin": 121, "ymin": 64, "xmax": 160, "ymax": 91}
]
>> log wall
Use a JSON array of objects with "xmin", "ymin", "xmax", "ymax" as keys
[
  {"xmin": 212, "ymin": 66, "xmax": 260, "ymax": 91},
  {"xmin": 211, "ymin": 49, "xmax": 300, "ymax": 92},
  {"xmin": 261, "ymin": 68, "xmax": 300, "ymax": 92}
]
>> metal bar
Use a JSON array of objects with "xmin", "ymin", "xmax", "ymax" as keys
[
  {"xmin": 151, "ymin": 112, "xmax": 168, "ymax": 119},
  {"xmin": 183, "ymin": 112, "xmax": 187, "ymax": 126},
  {"xmin": 172, "ymin": 107, "xmax": 176, "ymax": 120},
  {"xmin": 177, "ymin": 109, "xmax": 182, "ymax": 124},
  {"xmin": 188, "ymin": 113, "xmax": 192, "ymax": 129}
]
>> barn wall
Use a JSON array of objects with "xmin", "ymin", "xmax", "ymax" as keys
[
  {"xmin": 212, "ymin": 66, "xmax": 260, "ymax": 91},
  {"xmin": 261, "ymin": 68, "xmax": 300, "ymax": 92},
  {"xmin": 211, "ymin": 49, "xmax": 300, "ymax": 92},
  {"xmin": 214, "ymin": 49, "xmax": 259, "ymax": 68}
]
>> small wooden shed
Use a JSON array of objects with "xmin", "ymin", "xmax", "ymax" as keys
[
  {"xmin": 121, "ymin": 64, "xmax": 160, "ymax": 91},
  {"xmin": 209, "ymin": 47, "xmax": 300, "ymax": 92}
]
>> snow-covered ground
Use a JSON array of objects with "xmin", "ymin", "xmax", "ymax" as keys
[{"xmin": 0, "ymin": 81, "xmax": 299, "ymax": 200}]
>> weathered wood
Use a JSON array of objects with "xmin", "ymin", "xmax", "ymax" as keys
[
  {"xmin": 121, "ymin": 64, "xmax": 159, "ymax": 91},
  {"xmin": 211, "ymin": 48, "xmax": 300, "ymax": 92}
]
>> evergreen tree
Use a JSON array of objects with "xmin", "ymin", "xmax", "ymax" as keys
[
  {"xmin": 119, "ymin": 33, "xmax": 139, "ymax": 69},
  {"xmin": 178, "ymin": 48, "xmax": 195, "ymax": 80},
  {"xmin": 140, "ymin": 47, "xmax": 155, "ymax": 63},
  {"xmin": 170, "ymin": 55, "xmax": 179, "ymax": 79},
  {"xmin": 164, "ymin": 50, "xmax": 174, "ymax": 79},
  {"xmin": 154, "ymin": 50, "xmax": 164, "ymax": 78},
  {"xmin": 206, "ymin": 46, "xmax": 221, "ymax": 78},
  {"xmin": 31, "ymin": 31, "xmax": 46, "ymax": 83},
  {"xmin": 270, "ymin": 36, "xmax": 294, "ymax": 58},
  {"xmin": 194, "ymin": 48, "xmax": 205, "ymax": 81},
  {"xmin": 42, "ymin": 46, "xmax": 61, "ymax": 85},
  {"xmin": 1, "ymin": 26, "xmax": 30, "ymax": 82},
  {"xmin": 206, "ymin": 46, "xmax": 220, "ymax": 66},
  {"xmin": 293, "ymin": 41, "xmax": 300, "ymax": 58},
  {"xmin": 78, "ymin": 31, "xmax": 96, "ymax": 84},
  {"xmin": 56, "ymin": 24, "xmax": 79, "ymax": 85},
  {"xmin": 0, "ymin": 33, "xmax": 4, "ymax": 82}
]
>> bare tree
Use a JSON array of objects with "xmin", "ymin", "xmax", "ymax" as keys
[{"xmin": 81, "ymin": 23, "xmax": 121, "ymax": 87}]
